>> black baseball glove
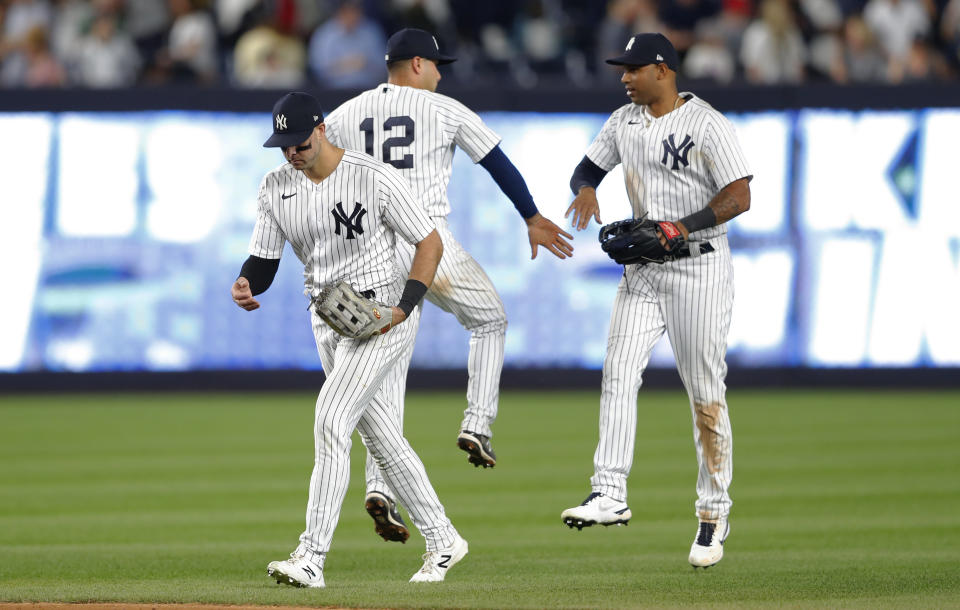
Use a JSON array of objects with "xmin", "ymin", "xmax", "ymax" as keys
[{"xmin": 598, "ymin": 218, "xmax": 686, "ymax": 265}]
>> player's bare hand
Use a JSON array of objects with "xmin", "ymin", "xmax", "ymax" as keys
[
  {"xmin": 231, "ymin": 277, "xmax": 260, "ymax": 311},
  {"xmin": 564, "ymin": 187, "xmax": 601, "ymax": 231},
  {"xmin": 379, "ymin": 306, "xmax": 407, "ymax": 334},
  {"xmin": 526, "ymin": 213, "xmax": 574, "ymax": 260}
]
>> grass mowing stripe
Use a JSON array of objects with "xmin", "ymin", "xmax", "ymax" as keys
[{"xmin": 1, "ymin": 389, "xmax": 958, "ymax": 608}]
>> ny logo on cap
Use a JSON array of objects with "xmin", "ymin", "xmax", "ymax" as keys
[
  {"xmin": 432, "ymin": 35, "xmax": 439, "ymax": 50},
  {"xmin": 625, "ymin": 37, "xmax": 635, "ymax": 51},
  {"xmin": 276, "ymin": 114, "xmax": 287, "ymax": 130},
  {"xmin": 657, "ymin": 54, "xmax": 664, "ymax": 61}
]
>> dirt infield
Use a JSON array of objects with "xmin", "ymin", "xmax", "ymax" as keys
[{"xmin": 0, "ymin": 605, "xmax": 352, "ymax": 610}]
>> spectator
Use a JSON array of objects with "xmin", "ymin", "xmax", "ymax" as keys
[
  {"xmin": 808, "ymin": 27, "xmax": 846, "ymax": 81},
  {"xmin": 941, "ymin": 0, "xmax": 960, "ymax": 68},
  {"xmin": 684, "ymin": 20, "xmax": 737, "ymax": 81},
  {"xmin": 215, "ymin": 0, "xmax": 261, "ymax": 44},
  {"xmin": 841, "ymin": 14, "xmax": 886, "ymax": 81},
  {"xmin": 147, "ymin": 0, "xmax": 218, "ymax": 84},
  {"xmin": 75, "ymin": 12, "xmax": 141, "ymax": 86},
  {"xmin": 740, "ymin": 0, "xmax": 806, "ymax": 83},
  {"xmin": 308, "ymin": 0, "xmax": 385, "ymax": 88},
  {"xmin": 863, "ymin": 0, "xmax": 930, "ymax": 65},
  {"xmin": 2, "ymin": 0, "xmax": 52, "ymax": 41},
  {"xmin": 125, "ymin": 0, "xmax": 171, "ymax": 61},
  {"xmin": 22, "ymin": 23, "xmax": 65, "ymax": 86},
  {"xmin": 1, "ymin": 0, "xmax": 54, "ymax": 86},
  {"xmin": 232, "ymin": 13, "xmax": 306, "ymax": 87},
  {"xmin": 799, "ymin": 0, "xmax": 843, "ymax": 31},
  {"xmin": 515, "ymin": 0, "xmax": 565, "ymax": 68},
  {"xmin": 895, "ymin": 36, "xmax": 951, "ymax": 81},
  {"xmin": 660, "ymin": 0, "xmax": 722, "ymax": 54},
  {"xmin": 709, "ymin": 0, "xmax": 753, "ymax": 51},
  {"xmin": 49, "ymin": 0, "xmax": 93, "ymax": 73},
  {"xmin": 801, "ymin": 0, "xmax": 845, "ymax": 81},
  {"xmin": 388, "ymin": 0, "xmax": 454, "ymax": 35},
  {"xmin": 595, "ymin": 0, "xmax": 645, "ymax": 73}
]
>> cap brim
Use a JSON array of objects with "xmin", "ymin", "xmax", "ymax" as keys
[
  {"xmin": 605, "ymin": 55, "xmax": 650, "ymax": 66},
  {"xmin": 386, "ymin": 53, "xmax": 457, "ymax": 65},
  {"xmin": 263, "ymin": 130, "xmax": 313, "ymax": 148}
]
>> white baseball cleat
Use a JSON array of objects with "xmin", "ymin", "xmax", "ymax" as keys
[
  {"xmin": 688, "ymin": 519, "xmax": 729, "ymax": 568},
  {"xmin": 561, "ymin": 492, "xmax": 632, "ymax": 530},
  {"xmin": 409, "ymin": 535, "xmax": 468, "ymax": 583},
  {"xmin": 267, "ymin": 553, "xmax": 325, "ymax": 588}
]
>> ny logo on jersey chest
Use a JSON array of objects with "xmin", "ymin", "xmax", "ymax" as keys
[
  {"xmin": 661, "ymin": 134, "xmax": 695, "ymax": 170},
  {"xmin": 332, "ymin": 202, "xmax": 366, "ymax": 239}
]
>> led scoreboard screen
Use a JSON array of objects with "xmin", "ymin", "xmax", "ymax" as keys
[{"xmin": 2, "ymin": 108, "xmax": 958, "ymax": 372}]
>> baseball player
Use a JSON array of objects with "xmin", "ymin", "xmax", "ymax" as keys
[
  {"xmin": 231, "ymin": 92, "xmax": 468, "ymax": 587},
  {"xmin": 322, "ymin": 28, "xmax": 574, "ymax": 542},
  {"xmin": 559, "ymin": 33, "xmax": 752, "ymax": 569}
]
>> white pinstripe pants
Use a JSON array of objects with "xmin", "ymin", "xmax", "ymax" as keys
[
  {"xmin": 591, "ymin": 238, "xmax": 734, "ymax": 523},
  {"xmin": 365, "ymin": 219, "xmax": 507, "ymax": 496},
  {"xmin": 295, "ymin": 304, "xmax": 459, "ymax": 563}
]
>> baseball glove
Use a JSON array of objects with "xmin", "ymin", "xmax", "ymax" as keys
[
  {"xmin": 311, "ymin": 281, "xmax": 393, "ymax": 339},
  {"xmin": 598, "ymin": 218, "xmax": 686, "ymax": 265}
]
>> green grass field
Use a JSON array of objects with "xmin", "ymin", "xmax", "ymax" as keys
[{"xmin": 1, "ymin": 389, "xmax": 958, "ymax": 609}]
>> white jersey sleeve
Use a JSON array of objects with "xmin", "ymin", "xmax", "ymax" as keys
[
  {"xmin": 324, "ymin": 112, "xmax": 343, "ymax": 148},
  {"xmin": 247, "ymin": 174, "xmax": 286, "ymax": 259},
  {"xmin": 439, "ymin": 96, "xmax": 500, "ymax": 163},
  {"xmin": 585, "ymin": 107, "xmax": 625, "ymax": 171},
  {"xmin": 703, "ymin": 114, "xmax": 753, "ymax": 189},
  {"xmin": 377, "ymin": 164, "xmax": 435, "ymax": 246}
]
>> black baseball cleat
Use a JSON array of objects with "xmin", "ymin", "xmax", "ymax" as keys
[
  {"xmin": 457, "ymin": 430, "xmax": 497, "ymax": 468},
  {"xmin": 365, "ymin": 491, "xmax": 409, "ymax": 543}
]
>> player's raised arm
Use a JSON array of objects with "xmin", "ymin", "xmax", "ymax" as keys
[{"xmin": 477, "ymin": 146, "xmax": 573, "ymax": 259}]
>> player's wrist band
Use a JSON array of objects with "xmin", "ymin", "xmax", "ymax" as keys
[
  {"xmin": 397, "ymin": 279, "xmax": 428, "ymax": 317},
  {"xmin": 678, "ymin": 207, "xmax": 717, "ymax": 234}
]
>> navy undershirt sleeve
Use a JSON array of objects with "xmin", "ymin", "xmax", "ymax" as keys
[
  {"xmin": 569, "ymin": 155, "xmax": 608, "ymax": 195},
  {"xmin": 478, "ymin": 145, "xmax": 539, "ymax": 219},
  {"xmin": 239, "ymin": 255, "xmax": 281, "ymax": 296}
]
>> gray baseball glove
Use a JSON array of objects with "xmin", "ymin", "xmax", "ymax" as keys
[{"xmin": 311, "ymin": 281, "xmax": 393, "ymax": 339}]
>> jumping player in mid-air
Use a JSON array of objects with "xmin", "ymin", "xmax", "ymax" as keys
[
  {"xmin": 323, "ymin": 27, "xmax": 574, "ymax": 543},
  {"xmin": 560, "ymin": 33, "xmax": 752, "ymax": 569},
  {"xmin": 232, "ymin": 91, "xmax": 467, "ymax": 586}
]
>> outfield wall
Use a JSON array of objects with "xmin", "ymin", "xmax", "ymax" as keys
[{"xmin": 2, "ymin": 84, "xmax": 958, "ymax": 389}]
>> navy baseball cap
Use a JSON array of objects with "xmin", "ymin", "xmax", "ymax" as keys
[
  {"xmin": 385, "ymin": 28, "xmax": 456, "ymax": 65},
  {"xmin": 606, "ymin": 33, "xmax": 679, "ymax": 71},
  {"xmin": 263, "ymin": 92, "xmax": 324, "ymax": 148}
]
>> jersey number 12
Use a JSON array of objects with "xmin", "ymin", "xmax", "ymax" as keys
[{"xmin": 360, "ymin": 116, "xmax": 415, "ymax": 169}]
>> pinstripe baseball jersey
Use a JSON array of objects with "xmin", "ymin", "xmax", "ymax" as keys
[
  {"xmin": 585, "ymin": 93, "xmax": 752, "ymax": 240},
  {"xmin": 248, "ymin": 150, "xmax": 435, "ymax": 295},
  {"xmin": 323, "ymin": 83, "xmax": 501, "ymax": 218}
]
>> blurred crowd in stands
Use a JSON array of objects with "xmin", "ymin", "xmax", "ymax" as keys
[{"xmin": 1, "ymin": 0, "xmax": 957, "ymax": 89}]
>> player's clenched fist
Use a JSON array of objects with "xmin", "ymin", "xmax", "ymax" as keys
[{"xmin": 231, "ymin": 277, "xmax": 260, "ymax": 311}]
